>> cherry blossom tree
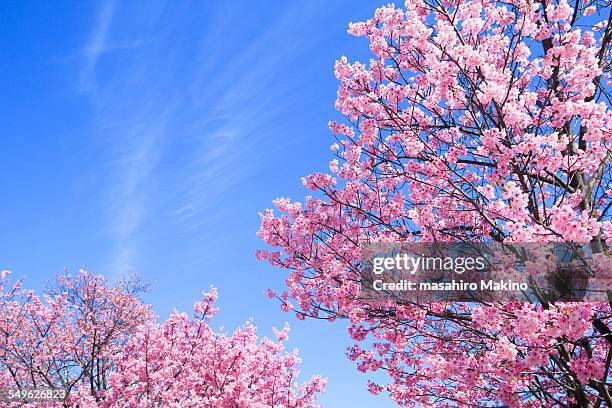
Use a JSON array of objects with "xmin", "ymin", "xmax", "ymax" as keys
[
  {"xmin": 0, "ymin": 270, "xmax": 153, "ymax": 402},
  {"xmin": 0, "ymin": 271, "xmax": 324, "ymax": 407},
  {"xmin": 258, "ymin": 0, "xmax": 612, "ymax": 406},
  {"xmin": 75, "ymin": 288, "xmax": 325, "ymax": 408}
]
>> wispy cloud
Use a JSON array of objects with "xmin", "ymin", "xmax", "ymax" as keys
[
  {"xmin": 170, "ymin": 3, "xmax": 317, "ymax": 234},
  {"xmin": 79, "ymin": 2, "xmax": 175, "ymax": 276},
  {"xmin": 78, "ymin": 1, "xmax": 319, "ymax": 274},
  {"xmin": 105, "ymin": 110, "xmax": 170, "ymax": 274},
  {"xmin": 80, "ymin": 0, "xmax": 115, "ymax": 92}
]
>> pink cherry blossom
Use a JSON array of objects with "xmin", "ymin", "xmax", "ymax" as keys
[
  {"xmin": 0, "ymin": 271, "xmax": 324, "ymax": 407},
  {"xmin": 259, "ymin": 1, "xmax": 612, "ymax": 406}
]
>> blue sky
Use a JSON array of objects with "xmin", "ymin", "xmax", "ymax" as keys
[{"xmin": 0, "ymin": 1, "xmax": 397, "ymax": 407}]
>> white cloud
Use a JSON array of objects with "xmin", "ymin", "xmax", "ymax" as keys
[
  {"xmin": 78, "ymin": 1, "xmax": 317, "ymax": 274},
  {"xmin": 80, "ymin": 0, "xmax": 115, "ymax": 92}
]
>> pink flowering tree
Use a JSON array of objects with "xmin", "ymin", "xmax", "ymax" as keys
[
  {"xmin": 0, "ymin": 271, "xmax": 324, "ymax": 407},
  {"xmin": 258, "ymin": 0, "xmax": 612, "ymax": 406},
  {"xmin": 0, "ymin": 270, "xmax": 153, "ymax": 401},
  {"xmin": 76, "ymin": 288, "xmax": 325, "ymax": 408}
]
